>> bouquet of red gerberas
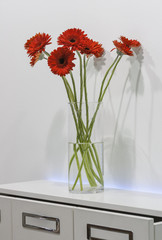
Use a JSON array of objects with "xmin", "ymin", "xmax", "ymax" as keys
[{"xmin": 25, "ymin": 28, "xmax": 141, "ymax": 193}]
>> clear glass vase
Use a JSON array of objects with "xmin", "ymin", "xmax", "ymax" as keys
[{"xmin": 68, "ymin": 102, "xmax": 104, "ymax": 193}]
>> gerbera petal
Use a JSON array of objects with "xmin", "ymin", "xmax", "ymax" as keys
[
  {"xmin": 120, "ymin": 36, "xmax": 141, "ymax": 47},
  {"xmin": 30, "ymin": 52, "xmax": 42, "ymax": 66}
]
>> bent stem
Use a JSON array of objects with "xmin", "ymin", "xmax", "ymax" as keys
[
  {"xmin": 83, "ymin": 54, "xmax": 89, "ymax": 134},
  {"xmin": 100, "ymin": 55, "xmax": 122, "ymax": 101},
  {"xmin": 73, "ymin": 144, "xmax": 83, "ymax": 191},
  {"xmin": 88, "ymin": 55, "xmax": 122, "ymax": 141},
  {"xmin": 76, "ymin": 51, "xmax": 84, "ymax": 115},
  {"xmin": 98, "ymin": 55, "xmax": 119, "ymax": 101}
]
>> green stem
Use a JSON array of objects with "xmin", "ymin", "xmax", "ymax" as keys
[
  {"xmin": 69, "ymin": 141, "xmax": 104, "ymax": 187},
  {"xmin": 87, "ymin": 102, "xmax": 101, "ymax": 141},
  {"xmin": 71, "ymin": 143, "xmax": 97, "ymax": 190},
  {"xmin": 83, "ymin": 146, "xmax": 97, "ymax": 187},
  {"xmin": 88, "ymin": 55, "xmax": 122, "ymax": 141},
  {"xmin": 62, "ymin": 76, "xmax": 80, "ymax": 139},
  {"xmin": 89, "ymin": 144, "xmax": 103, "ymax": 185},
  {"xmin": 83, "ymin": 55, "xmax": 89, "ymax": 133},
  {"xmin": 100, "ymin": 55, "xmax": 122, "ymax": 101},
  {"xmin": 69, "ymin": 146, "xmax": 79, "ymax": 171},
  {"xmin": 81, "ymin": 143, "xmax": 97, "ymax": 187},
  {"xmin": 98, "ymin": 55, "xmax": 119, "ymax": 102},
  {"xmin": 44, "ymin": 51, "xmax": 50, "ymax": 57},
  {"xmin": 70, "ymin": 71, "xmax": 77, "ymax": 103},
  {"xmin": 76, "ymin": 51, "xmax": 83, "ymax": 114},
  {"xmin": 72, "ymin": 157, "xmax": 84, "ymax": 190},
  {"xmin": 73, "ymin": 144, "xmax": 83, "ymax": 190},
  {"xmin": 63, "ymin": 77, "xmax": 75, "ymax": 102},
  {"xmin": 70, "ymin": 71, "xmax": 87, "ymax": 141},
  {"xmin": 91, "ymin": 168, "xmax": 103, "ymax": 185},
  {"xmin": 87, "ymin": 150, "xmax": 102, "ymax": 185},
  {"xmin": 86, "ymin": 55, "xmax": 91, "ymax": 67}
]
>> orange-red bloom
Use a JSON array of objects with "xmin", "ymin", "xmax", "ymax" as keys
[
  {"xmin": 112, "ymin": 36, "xmax": 141, "ymax": 56},
  {"xmin": 79, "ymin": 38, "xmax": 104, "ymax": 58},
  {"xmin": 24, "ymin": 33, "xmax": 52, "ymax": 57},
  {"xmin": 113, "ymin": 40, "xmax": 133, "ymax": 56},
  {"xmin": 30, "ymin": 52, "xmax": 42, "ymax": 67},
  {"xmin": 120, "ymin": 36, "xmax": 141, "ymax": 48},
  {"xmin": 48, "ymin": 47, "xmax": 75, "ymax": 76},
  {"xmin": 57, "ymin": 28, "xmax": 87, "ymax": 50}
]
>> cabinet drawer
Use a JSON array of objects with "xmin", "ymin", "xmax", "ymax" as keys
[
  {"xmin": 12, "ymin": 198, "xmax": 73, "ymax": 240},
  {"xmin": 74, "ymin": 208, "xmax": 157, "ymax": 240},
  {"xmin": 0, "ymin": 196, "xmax": 12, "ymax": 240}
]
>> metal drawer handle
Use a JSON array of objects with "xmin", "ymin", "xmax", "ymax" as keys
[
  {"xmin": 22, "ymin": 212, "xmax": 60, "ymax": 234},
  {"xmin": 87, "ymin": 224, "xmax": 133, "ymax": 240}
]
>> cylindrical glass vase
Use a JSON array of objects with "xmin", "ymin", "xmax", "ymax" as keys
[{"xmin": 68, "ymin": 102, "xmax": 104, "ymax": 193}]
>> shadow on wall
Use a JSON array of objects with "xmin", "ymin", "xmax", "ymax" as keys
[
  {"xmin": 102, "ymin": 47, "xmax": 143, "ymax": 188},
  {"xmin": 45, "ymin": 109, "xmax": 67, "ymax": 181},
  {"xmin": 105, "ymin": 133, "xmax": 136, "ymax": 188},
  {"xmin": 104, "ymin": 46, "xmax": 162, "ymax": 190}
]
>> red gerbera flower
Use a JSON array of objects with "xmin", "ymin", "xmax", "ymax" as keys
[
  {"xmin": 112, "ymin": 36, "xmax": 141, "ymax": 56},
  {"xmin": 24, "ymin": 33, "xmax": 52, "ymax": 57},
  {"xmin": 79, "ymin": 38, "xmax": 104, "ymax": 58},
  {"xmin": 48, "ymin": 47, "xmax": 75, "ymax": 76},
  {"xmin": 120, "ymin": 36, "xmax": 141, "ymax": 47},
  {"xmin": 112, "ymin": 40, "xmax": 133, "ymax": 56},
  {"xmin": 57, "ymin": 28, "xmax": 87, "ymax": 50}
]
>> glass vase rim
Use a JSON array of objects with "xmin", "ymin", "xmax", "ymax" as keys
[
  {"xmin": 68, "ymin": 101, "xmax": 103, "ymax": 105},
  {"xmin": 68, "ymin": 141, "xmax": 104, "ymax": 144}
]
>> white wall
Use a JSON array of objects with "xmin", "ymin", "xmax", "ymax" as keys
[{"xmin": 0, "ymin": 0, "xmax": 162, "ymax": 194}]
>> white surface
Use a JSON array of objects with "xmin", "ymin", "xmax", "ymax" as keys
[
  {"xmin": 0, "ymin": 0, "xmax": 162, "ymax": 195},
  {"xmin": 0, "ymin": 180, "xmax": 162, "ymax": 217}
]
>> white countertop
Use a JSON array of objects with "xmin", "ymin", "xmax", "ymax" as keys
[{"xmin": 0, "ymin": 180, "xmax": 162, "ymax": 217}]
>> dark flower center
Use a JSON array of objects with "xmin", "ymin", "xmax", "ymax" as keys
[
  {"xmin": 85, "ymin": 47, "xmax": 90, "ymax": 51},
  {"xmin": 70, "ymin": 39, "xmax": 76, "ymax": 43},
  {"xmin": 59, "ymin": 58, "xmax": 65, "ymax": 64}
]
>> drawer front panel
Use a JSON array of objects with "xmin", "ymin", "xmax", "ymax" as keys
[
  {"xmin": 12, "ymin": 198, "xmax": 73, "ymax": 240},
  {"xmin": 74, "ymin": 208, "xmax": 154, "ymax": 240},
  {"xmin": 0, "ymin": 196, "xmax": 12, "ymax": 240}
]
